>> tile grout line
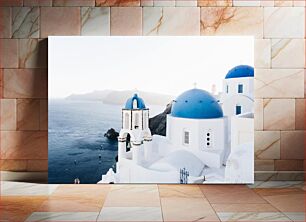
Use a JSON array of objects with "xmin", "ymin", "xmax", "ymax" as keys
[
  {"xmin": 157, "ymin": 184, "xmax": 165, "ymax": 222},
  {"xmin": 95, "ymin": 185, "xmax": 112, "ymax": 221},
  {"xmin": 198, "ymin": 185, "xmax": 223, "ymax": 222}
]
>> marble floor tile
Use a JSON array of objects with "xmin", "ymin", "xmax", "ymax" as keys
[
  {"xmin": 161, "ymin": 197, "xmax": 219, "ymax": 221},
  {"xmin": 25, "ymin": 212, "xmax": 99, "ymax": 221},
  {"xmin": 1, "ymin": 181, "xmax": 58, "ymax": 196},
  {"xmin": 212, "ymin": 203, "xmax": 278, "ymax": 212},
  {"xmin": 200, "ymin": 185, "xmax": 266, "ymax": 204},
  {"xmin": 52, "ymin": 184, "xmax": 111, "ymax": 199},
  {"xmin": 103, "ymin": 184, "xmax": 160, "ymax": 207},
  {"xmin": 158, "ymin": 184, "xmax": 204, "ymax": 198},
  {"xmin": 97, "ymin": 207, "xmax": 163, "ymax": 221},
  {"xmin": 248, "ymin": 181, "xmax": 304, "ymax": 189},
  {"xmin": 0, "ymin": 196, "xmax": 47, "ymax": 221},
  {"xmin": 217, "ymin": 212, "xmax": 291, "ymax": 221},
  {"xmin": 37, "ymin": 195, "xmax": 105, "ymax": 212},
  {"xmin": 254, "ymin": 188, "xmax": 304, "ymax": 196},
  {"xmin": 255, "ymin": 188, "xmax": 305, "ymax": 212},
  {"xmin": 283, "ymin": 212, "xmax": 305, "ymax": 222}
]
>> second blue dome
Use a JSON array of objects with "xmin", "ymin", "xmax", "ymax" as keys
[
  {"xmin": 171, "ymin": 88, "xmax": 223, "ymax": 119},
  {"xmin": 225, "ymin": 65, "xmax": 254, "ymax": 79}
]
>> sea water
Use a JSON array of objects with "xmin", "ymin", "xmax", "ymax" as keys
[{"xmin": 48, "ymin": 99, "xmax": 164, "ymax": 184}]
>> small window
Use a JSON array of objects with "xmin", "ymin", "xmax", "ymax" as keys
[
  {"xmin": 206, "ymin": 131, "xmax": 212, "ymax": 148},
  {"xmin": 226, "ymin": 85, "xmax": 229, "ymax": 93},
  {"xmin": 183, "ymin": 131, "xmax": 189, "ymax": 145},
  {"xmin": 238, "ymin": 84, "xmax": 243, "ymax": 93},
  {"xmin": 236, "ymin": 105, "xmax": 242, "ymax": 115},
  {"xmin": 134, "ymin": 113, "xmax": 139, "ymax": 129},
  {"xmin": 124, "ymin": 113, "xmax": 129, "ymax": 129}
]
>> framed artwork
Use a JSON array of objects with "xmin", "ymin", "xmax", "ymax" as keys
[{"xmin": 48, "ymin": 36, "xmax": 254, "ymax": 184}]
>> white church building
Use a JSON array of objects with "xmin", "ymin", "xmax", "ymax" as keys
[{"xmin": 100, "ymin": 65, "xmax": 254, "ymax": 184}]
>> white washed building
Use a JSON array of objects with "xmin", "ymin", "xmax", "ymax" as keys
[{"xmin": 100, "ymin": 65, "xmax": 254, "ymax": 184}]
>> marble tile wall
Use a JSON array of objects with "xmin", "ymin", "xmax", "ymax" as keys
[{"xmin": 0, "ymin": 0, "xmax": 304, "ymax": 181}]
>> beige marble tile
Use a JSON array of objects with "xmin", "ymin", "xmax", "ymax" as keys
[
  {"xmin": 264, "ymin": 7, "xmax": 305, "ymax": 38},
  {"xmin": 143, "ymin": 7, "xmax": 200, "ymax": 35},
  {"xmin": 200, "ymin": 185, "xmax": 266, "ymax": 204},
  {"xmin": 255, "ymin": 160, "xmax": 274, "ymax": 171},
  {"xmin": 255, "ymin": 131, "xmax": 280, "ymax": 160},
  {"xmin": 255, "ymin": 69, "xmax": 304, "ymax": 98},
  {"xmin": 233, "ymin": 0, "xmax": 261, "ymax": 6},
  {"xmin": 111, "ymin": 7, "xmax": 142, "ymax": 35},
  {"xmin": 263, "ymin": 99, "xmax": 295, "ymax": 130},
  {"xmin": 304, "ymin": 69, "xmax": 306, "ymax": 98},
  {"xmin": 53, "ymin": 0, "xmax": 95, "ymax": 6},
  {"xmin": 280, "ymin": 130, "xmax": 304, "ymax": 160},
  {"xmin": 3, "ymin": 69, "xmax": 47, "ymax": 99},
  {"xmin": 275, "ymin": 160, "xmax": 304, "ymax": 171},
  {"xmin": 27, "ymin": 159, "xmax": 48, "ymax": 172},
  {"xmin": 141, "ymin": 0, "xmax": 153, "ymax": 6},
  {"xmin": 23, "ymin": 0, "xmax": 52, "ymax": 6},
  {"xmin": 158, "ymin": 184, "xmax": 204, "ymax": 198},
  {"xmin": 0, "ymin": 7, "xmax": 11, "ymax": 38},
  {"xmin": 39, "ymin": 99, "xmax": 48, "ymax": 130},
  {"xmin": 0, "ymin": 39, "xmax": 18, "ymax": 68},
  {"xmin": 17, "ymin": 99, "xmax": 40, "ymax": 130},
  {"xmin": 255, "ymin": 171, "xmax": 304, "ymax": 181},
  {"xmin": 249, "ymin": 181, "xmax": 304, "ymax": 188},
  {"xmin": 0, "ymin": 69, "xmax": 2, "ymax": 98},
  {"xmin": 0, "ymin": 159, "xmax": 27, "ymax": 171},
  {"xmin": 103, "ymin": 185, "xmax": 160, "ymax": 207},
  {"xmin": 12, "ymin": 7, "xmax": 39, "ymax": 38},
  {"xmin": 293, "ymin": 0, "xmax": 305, "ymax": 6},
  {"xmin": 0, "ymin": 131, "xmax": 48, "ymax": 159},
  {"xmin": 98, "ymin": 207, "xmax": 162, "ymax": 221},
  {"xmin": 198, "ymin": 0, "xmax": 232, "ymax": 6},
  {"xmin": 26, "ymin": 212, "xmax": 99, "ymax": 222},
  {"xmin": 19, "ymin": 39, "xmax": 47, "ymax": 68},
  {"xmin": 41, "ymin": 7, "xmax": 80, "ymax": 38},
  {"xmin": 96, "ymin": 0, "xmax": 140, "ymax": 6},
  {"xmin": 1, "ymin": 181, "xmax": 58, "ymax": 196},
  {"xmin": 283, "ymin": 212, "xmax": 305, "ymax": 222},
  {"xmin": 81, "ymin": 7, "xmax": 110, "ymax": 36},
  {"xmin": 274, "ymin": 0, "xmax": 293, "ymax": 6},
  {"xmin": 153, "ymin": 0, "xmax": 175, "ymax": 6},
  {"xmin": 212, "ymin": 203, "xmax": 278, "ymax": 212},
  {"xmin": 260, "ymin": 0, "xmax": 274, "ymax": 6},
  {"xmin": 254, "ymin": 99, "xmax": 263, "ymax": 130},
  {"xmin": 0, "ymin": 0, "xmax": 23, "ymax": 6},
  {"xmin": 295, "ymin": 99, "xmax": 305, "ymax": 130},
  {"xmin": 176, "ymin": 0, "xmax": 197, "ymax": 6},
  {"xmin": 217, "ymin": 212, "xmax": 291, "ymax": 221},
  {"xmin": 256, "ymin": 188, "xmax": 305, "ymax": 212},
  {"xmin": 254, "ymin": 39, "xmax": 271, "ymax": 68},
  {"xmin": 38, "ymin": 196, "xmax": 104, "ymax": 212},
  {"xmin": 161, "ymin": 197, "xmax": 219, "ymax": 221},
  {"xmin": 271, "ymin": 39, "xmax": 305, "ymax": 68},
  {"xmin": 0, "ymin": 196, "xmax": 47, "ymax": 222},
  {"xmin": 200, "ymin": 7, "xmax": 263, "ymax": 37},
  {"xmin": 0, "ymin": 99, "xmax": 16, "ymax": 131}
]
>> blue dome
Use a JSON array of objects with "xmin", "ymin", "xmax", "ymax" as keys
[
  {"xmin": 225, "ymin": 65, "xmax": 254, "ymax": 79},
  {"xmin": 125, "ymin": 93, "xmax": 146, "ymax": 109},
  {"xmin": 171, "ymin": 89, "xmax": 223, "ymax": 119}
]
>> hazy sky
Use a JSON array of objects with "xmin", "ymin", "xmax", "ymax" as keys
[{"xmin": 49, "ymin": 36, "xmax": 253, "ymax": 98}]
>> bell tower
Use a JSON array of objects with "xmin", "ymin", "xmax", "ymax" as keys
[{"xmin": 118, "ymin": 94, "xmax": 152, "ymax": 165}]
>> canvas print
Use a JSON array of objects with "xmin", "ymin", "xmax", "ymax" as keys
[{"xmin": 48, "ymin": 36, "xmax": 254, "ymax": 184}]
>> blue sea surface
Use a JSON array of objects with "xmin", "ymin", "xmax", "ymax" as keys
[
  {"xmin": 48, "ymin": 100, "xmax": 122, "ymax": 184},
  {"xmin": 48, "ymin": 99, "xmax": 164, "ymax": 184}
]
